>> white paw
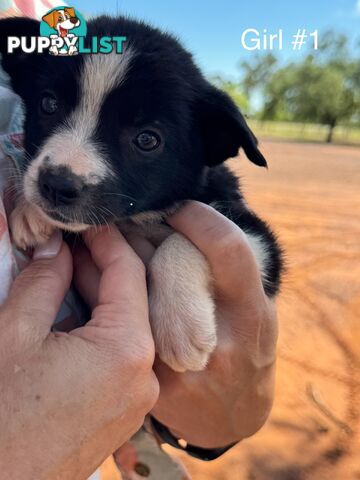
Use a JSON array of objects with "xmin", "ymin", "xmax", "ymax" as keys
[
  {"xmin": 148, "ymin": 233, "xmax": 217, "ymax": 372},
  {"xmin": 10, "ymin": 203, "xmax": 55, "ymax": 250},
  {"xmin": 150, "ymin": 290, "xmax": 217, "ymax": 372}
]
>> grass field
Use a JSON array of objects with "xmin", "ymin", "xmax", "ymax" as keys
[
  {"xmin": 101, "ymin": 139, "xmax": 360, "ymax": 480},
  {"xmin": 249, "ymin": 121, "xmax": 360, "ymax": 146}
]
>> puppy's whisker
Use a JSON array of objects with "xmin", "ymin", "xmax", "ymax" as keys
[
  {"xmin": 94, "ymin": 207, "xmax": 110, "ymax": 228},
  {"xmin": 97, "ymin": 206, "xmax": 113, "ymax": 233},
  {"xmin": 4, "ymin": 184, "xmax": 22, "ymax": 197},
  {"xmin": 88, "ymin": 206, "xmax": 102, "ymax": 231},
  {"xmin": 97, "ymin": 210, "xmax": 110, "ymax": 230},
  {"xmin": 98, "ymin": 205, "xmax": 115, "ymax": 220},
  {"xmin": 84, "ymin": 207, "xmax": 95, "ymax": 226},
  {"xmin": 103, "ymin": 192, "xmax": 137, "ymax": 203}
]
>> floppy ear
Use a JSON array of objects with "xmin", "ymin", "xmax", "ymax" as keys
[
  {"xmin": 42, "ymin": 11, "xmax": 57, "ymax": 29},
  {"xmin": 195, "ymin": 84, "xmax": 267, "ymax": 167},
  {"xmin": 65, "ymin": 7, "xmax": 76, "ymax": 18},
  {"xmin": 0, "ymin": 18, "xmax": 41, "ymax": 96}
]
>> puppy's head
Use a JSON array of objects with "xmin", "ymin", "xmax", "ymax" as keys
[{"xmin": 0, "ymin": 16, "xmax": 267, "ymax": 231}]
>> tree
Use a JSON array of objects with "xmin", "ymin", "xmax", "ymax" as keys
[
  {"xmin": 239, "ymin": 53, "xmax": 278, "ymax": 97},
  {"xmin": 239, "ymin": 31, "xmax": 360, "ymax": 142},
  {"xmin": 211, "ymin": 76, "xmax": 249, "ymax": 111},
  {"xmin": 263, "ymin": 56, "xmax": 358, "ymax": 142}
]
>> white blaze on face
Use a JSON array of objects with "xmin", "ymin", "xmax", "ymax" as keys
[
  {"xmin": 24, "ymin": 48, "xmax": 134, "ymax": 203},
  {"xmin": 70, "ymin": 49, "xmax": 133, "ymax": 140}
]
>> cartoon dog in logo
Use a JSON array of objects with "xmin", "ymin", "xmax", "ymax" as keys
[{"xmin": 42, "ymin": 7, "xmax": 80, "ymax": 56}]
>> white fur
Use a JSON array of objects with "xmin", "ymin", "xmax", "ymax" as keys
[
  {"xmin": 24, "ymin": 132, "xmax": 110, "ymax": 198},
  {"xmin": 243, "ymin": 231, "xmax": 269, "ymax": 282},
  {"xmin": 148, "ymin": 232, "xmax": 217, "ymax": 372},
  {"xmin": 10, "ymin": 200, "xmax": 55, "ymax": 249},
  {"xmin": 71, "ymin": 49, "xmax": 134, "ymax": 140},
  {"xmin": 145, "ymin": 226, "xmax": 270, "ymax": 371},
  {"xmin": 10, "ymin": 198, "xmax": 88, "ymax": 248},
  {"xmin": 25, "ymin": 48, "xmax": 134, "ymax": 184},
  {"xmin": 22, "ymin": 48, "xmax": 135, "ymax": 229}
]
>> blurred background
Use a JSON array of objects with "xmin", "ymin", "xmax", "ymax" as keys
[
  {"xmin": 77, "ymin": 1, "xmax": 359, "ymax": 479},
  {"xmin": 5, "ymin": 0, "xmax": 359, "ymax": 478}
]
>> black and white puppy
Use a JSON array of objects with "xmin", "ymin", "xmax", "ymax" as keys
[{"xmin": 0, "ymin": 16, "xmax": 283, "ymax": 372}]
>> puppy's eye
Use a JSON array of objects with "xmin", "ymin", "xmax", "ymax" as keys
[
  {"xmin": 40, "ymin": 94, "xmax": 58, "ymax": 115},
  {"xmin": 133, "ymin": 131, "xmax": 161, "ymax": 152}
]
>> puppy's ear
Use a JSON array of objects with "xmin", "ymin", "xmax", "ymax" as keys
[
  {"xmin": 0, "ymin": 18, "xmax": 41, "ymax": 95},
  {"xmin": 195, "ymin": 84, "xmax": 267, "ymax": 167}
]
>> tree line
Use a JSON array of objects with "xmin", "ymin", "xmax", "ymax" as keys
[{"xmin": 212, "ymin": 31, "xmax": 360, "ymax": 143}]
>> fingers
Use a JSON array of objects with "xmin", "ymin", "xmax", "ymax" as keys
[
  {"xmin": 113, "ymin": 443, "xmax": 139, "ymax": 478},
  {"xmin": 2, "ymin": 231, "xmax": 72, "ymax": 340},
  {"xmin": 73, "ymin": 242, "xmax": 101, "ymax": 310},
  {"xmin": 73, "ymin": 233, "xmax": 155, "ymax": 310},
  {"xmin": 72, "ymin": 225, "xmax": 152, "ymax": 342},
  {"xmin": 168, "ymin": 202, "xmax": 264, "ymax": 303},
  {"xmin": 124, "ymin": 232, "xmax": 156, "ymax": 266}
]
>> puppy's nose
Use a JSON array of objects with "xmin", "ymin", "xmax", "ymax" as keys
[
  {"xmin": 39, "ymin": 170, "xmax": 81, "ymax": 207},
  {"xmin": 70, "ymin": 17, "xmax": 78, "ymax": 24}
]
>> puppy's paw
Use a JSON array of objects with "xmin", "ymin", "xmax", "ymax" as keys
[
  {"xmin": 150, "ymin": 290, "xmax": 217, "ymax": 372},
  {"xmin": 149, "ymin": 233, "xmax": 217, "ymax": 372},
  {"xmin": 10, "ymin": 203, "xmax": 55, "ymax": 250}
]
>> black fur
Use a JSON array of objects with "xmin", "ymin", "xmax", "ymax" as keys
[{"xmin": 0, "ymin": 15, "xmax": 283, "ymax": 296}]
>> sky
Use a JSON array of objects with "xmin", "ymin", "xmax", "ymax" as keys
[{"xmin": 70, "ymin": 0, "xmax": 359, "ymax": 79}]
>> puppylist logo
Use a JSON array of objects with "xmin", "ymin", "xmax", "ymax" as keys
[
  {"xmin": 40, "ymin": 6, "xmax": 85, "ymax": 56},
  {"xmin": 7, "ymin": 6, "xmax": 127, "ymax": 56}
]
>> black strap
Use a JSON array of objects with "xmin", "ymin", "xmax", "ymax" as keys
[{"xmin": 150, "ymin": 416, "xmax": 237, "ymax": 461}]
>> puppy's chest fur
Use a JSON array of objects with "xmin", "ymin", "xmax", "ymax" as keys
[{"xmin": 118, "ymin": 214, "xmax": 173, "ymax": 248}]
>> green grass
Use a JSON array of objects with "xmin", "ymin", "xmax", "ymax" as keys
[{"xmin": 248, "ymin": 120, "xmax": 360, "ymax": 146}]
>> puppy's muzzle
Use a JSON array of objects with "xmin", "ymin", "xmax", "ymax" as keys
[{"xmin": 38, "ymin": 169, "xmax": 84, "ymax": 207}]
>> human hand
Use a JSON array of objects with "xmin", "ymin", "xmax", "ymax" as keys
[
  {"xmin": 73, "ymin": 202, "xmax": 278, "ymax": 450},
  {"xmin": 0, "ymin": 226, "xmax": 158, "ymax": 480},
  {"xmin": 151, "ymin": 202, "xmax": 278, "ymax": 448}
]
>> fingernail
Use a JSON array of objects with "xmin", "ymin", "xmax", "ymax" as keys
[{"xmin": 33, "ymin": 230, "xmax": 62, "ymax": 260}]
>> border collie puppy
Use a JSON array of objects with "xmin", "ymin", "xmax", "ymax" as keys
[{"xmin": 0, "ymin": 16, "xmax": 283, "ymax": 372}]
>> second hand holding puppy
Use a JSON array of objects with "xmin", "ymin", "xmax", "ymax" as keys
[{"xmin": 74, "ymin": 202, "xmax": 278, "ymax": 449}]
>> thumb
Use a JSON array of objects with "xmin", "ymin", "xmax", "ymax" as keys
[{"xmin": 3, "ymin": 230, "xmax": 73, "ymax": 342}]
